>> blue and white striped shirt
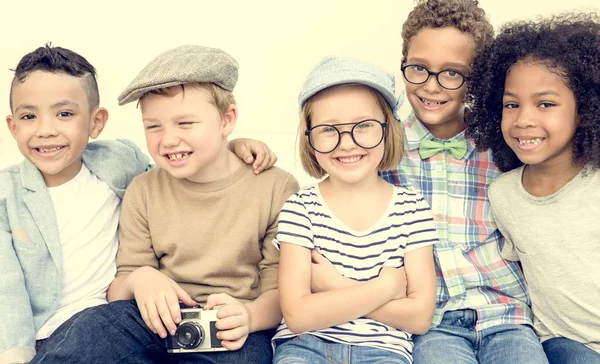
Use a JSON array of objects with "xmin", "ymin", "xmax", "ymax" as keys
[{"xmin": 272, "ymin": 183, "xmax": 438, "ymax": 361}]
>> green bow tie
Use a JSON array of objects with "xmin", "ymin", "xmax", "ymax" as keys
[{"xmin": 418, "ymin": 139, "xmax": 468, "ymax": 160}]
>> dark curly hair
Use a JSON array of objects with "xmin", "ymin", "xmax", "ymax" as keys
[
  {"xmin": 402, "ymin": 0, "xmax": 494, "ymax": 58},
  {"xmin": 466, "ymin": 12, "xmax": 600, "ymax": 172}
]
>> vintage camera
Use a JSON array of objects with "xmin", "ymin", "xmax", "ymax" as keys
[{"xmin": 166, "ymin": 306, "xmax": 226, "ymax": 353}]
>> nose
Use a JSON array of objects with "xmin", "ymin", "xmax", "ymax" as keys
[
  {"xmin": 514, "ymin": 106, "xmax": 536, "ymax": 128},
  {"xmin": 422, "ymin": 74, "xmax": 443, "ymax": 94},
  {"xmin": 338, "ymin": 131, "xmax": 357, "ymax": 151},
  {"xmin": 161, "ymin": 127, "xmax": 181, "ymax": 148},
  {"xmin": 36, "ymin": 116, "xmax": 59, "ymax": 138}
]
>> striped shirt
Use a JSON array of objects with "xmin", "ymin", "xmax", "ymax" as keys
[
  {"xmin": 273, "ymin": 183, "xmax": 438, "ymax": 361},
  {"xmin": 380, "ymin": 108, "xmax": 533, "ymax": 331}
]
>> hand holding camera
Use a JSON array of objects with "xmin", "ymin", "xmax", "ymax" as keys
[
  {"xmin": 204, "ymin": 293, "xmax": 251, "ymax": 351},
  {"xmin": 129, "ymin": 266, "xmax": 197, "ymax": 339}
]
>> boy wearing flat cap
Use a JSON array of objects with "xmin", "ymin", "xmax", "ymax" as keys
[{"xmin": 31, "ymin": 45, "xmax": 299, "ymax": 364}]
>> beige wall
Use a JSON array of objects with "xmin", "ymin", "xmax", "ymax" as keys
[{"xmin": 1, "ymin": 0, "xmax": 598, "ymax": 186}]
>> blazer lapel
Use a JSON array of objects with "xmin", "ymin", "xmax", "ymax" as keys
[{"xmin": 20, "ymin": 161, "xmax": 62, "ymax": 274}]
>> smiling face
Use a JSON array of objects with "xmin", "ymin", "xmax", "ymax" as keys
[
  {"xmin": 403, "ymin": 26, "xmax": 475, "ymax": 139},
  {"xmin": 6, "ymin": 71, "xmax": 106, "ymax": 187},
  {"xmin": 140, "ymin": 84, "xmax": 237, "ymax": 183},
  {"xmin": 308, "ymin": 85, "xmax": 386, "ymax": 187},
  {"xmin": 501, "ymin": 61, "xmax": 579, "ymax": 170}
]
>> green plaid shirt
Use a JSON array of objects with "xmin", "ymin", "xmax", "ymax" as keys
[{"xmin": 381, "ymin": 110, "xmax": 533, "ymax": 331}]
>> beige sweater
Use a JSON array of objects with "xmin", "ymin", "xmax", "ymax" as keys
[{"xmin": 116, "ymin": 164, "xmax": 299, "ymax": 304}]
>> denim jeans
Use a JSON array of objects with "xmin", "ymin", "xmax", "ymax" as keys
[
  {"xmin": 413, "ymin": 309, "xmax": 549, "ymax": 364},
  {"xmin": 273, "ymin": 334, "xmax": 410, "ymax": 364},
  {"xmin": 31, "ymin": 300, "xmax": 274, "ymax": 364},
  {"xmin": 543, "ymin": 337, "xmax": 600, "ymax": 364}
]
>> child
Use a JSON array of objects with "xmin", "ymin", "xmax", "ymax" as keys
[
  {"xmin": 272, "ymin": 56, "xmax": 438, "ymax": 364},
  {"xmin": 377, "ymin": 1, "xmax": 550, "ymax": 362},
  {"xmin": 466, "ymin": 13, "xmax": 600, "ymax": 363},
  {"xmin": 31, "ymin": 45, "xmax": 299, "ymax": 364},
  {"xmin": 0, "ymin": 44, "xmax": 276, "ymax": 364}
]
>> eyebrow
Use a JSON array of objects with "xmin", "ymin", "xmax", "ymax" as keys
[
  {"xmin": 14, "ymin": 100, "xmax": 80, "ymax": 113},
  {"xmin": 407, "ymin": 58, "xmax": 469, "ymax": 70},
  {"xmin": 503, "ymin": 90, "xmax": 561, "ymax": 97},
  {"xmin": 143, "ymin": 114, "xmax": 200, "ymax": 123}
]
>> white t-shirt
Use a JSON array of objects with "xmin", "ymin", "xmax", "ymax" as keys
[
  {"xmin": 37, "ymin": 165, "xmax": 120, "ymax": 339},
  {"xmin": 490, "ymin": 165, "xmax": 600, "ymax": 353},
  {"xmin": 272, "ymin": 184, "xmax": 438, "ymax": 362}
]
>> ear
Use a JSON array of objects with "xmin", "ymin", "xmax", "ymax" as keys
[
  {"xmin": 89, "ymin": 107, "xmax": 109, "ymax": 139},
  {"xmin": 6, "ymin": 115, "xmax": 17, "ymax": 139},
  {"xmin": 221, "ymin": 104, "xmax": 238, "ymax": 138}
]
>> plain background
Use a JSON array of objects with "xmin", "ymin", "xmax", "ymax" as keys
[{"xmin": 1, "ymin": 1, "xmax": 598, "ymax": 186}]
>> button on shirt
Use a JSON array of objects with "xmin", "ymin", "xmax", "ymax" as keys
[{"xmin": 380, "ymin": 111, "xmax": 532, "ymax": 331}]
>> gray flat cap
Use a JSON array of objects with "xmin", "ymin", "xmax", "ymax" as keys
[
  {"xmin": 298, "ymin": 56, "xmax": 396, "ymax": 111},
  {"xmin": 118, "ymin": 45, "xmax": 238, "ymax": 105}
]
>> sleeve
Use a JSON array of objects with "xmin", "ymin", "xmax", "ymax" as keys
[
  {"xmin": 273, "ymin": 189, "xmax": 315, "ymax": 251},
  {"xmin": 116, "ymin": 177, "xmax": 160, "ymax": 276},
  {"xmin": 0, "ymin": 201, "xmax": 36, "ymax": 363},
  {"xmin": 488, "ymin": 182, "xmax": 520, "ymax": 262},
  {"xmin": 258, "ymin": 175, "xmax": 300, "ymax": 293},
  {"xmin": 405, "ymin": 195, "xmax": 439, "ymax": 252},
  {"xmin": 116, "ymin": 138, "xmax": 153, "ymax": 172}
]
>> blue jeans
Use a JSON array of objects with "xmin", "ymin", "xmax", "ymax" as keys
[
  {"xmin": 413, "ymin": 309, "xmax": 548, "ymax": 364},
  {"xmin": 273, "ymin": 334, "xmax": 410, "ymax": 364},
  {"xmin": 31, "ymin": 300, "xmax": 274, "ymax": 364},
  {"xmin": 543, "ymin": 337, "xmax": 600, "ymax": 364}
]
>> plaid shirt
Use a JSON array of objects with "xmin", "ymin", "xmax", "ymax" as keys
[{"xmin": 380, "ymin": 110, "xmax": 533, "ymax": 331}]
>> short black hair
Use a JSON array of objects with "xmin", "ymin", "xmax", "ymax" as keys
[
  {"xmin": 465, "ymin": 12, "xmax": 600, "ymax": 172},
  {"xmin": 9, "ymin": 43, "xmax": 100, "ymax": 111}
]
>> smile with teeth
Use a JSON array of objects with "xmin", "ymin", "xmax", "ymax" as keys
[
  {"xmin": 36, "ymin": 146, "xmax": 65, "ymax": 153},
  {"xmin": 166, "ymin": 152, "xmax": 192, "ymax": 160},
  {"xmin": 517, "ymin": 138, "xmax": 544, "ymax": 145},
  {"xmin": 337, "ymin": 155, "xmax": 363, "ymax": 163},
  {"xmin": 419, "ymin": 97, "xmax": 446, "ymax": 106}
]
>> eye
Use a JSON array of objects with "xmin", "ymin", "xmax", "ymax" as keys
[
  {"xmin": 356, "ymin": 121, "xmax": 375, "ymax": 129},
  {"xmin": 503, "ymin": 102, "xmax": 518, "ymax": 109},
  {"xmin": 414, "ymin": 65, "xmax": 426, "ymax": 72},
  {"xmin": 58, "ymin": 111, "xmax": 73, "ymax": 117},
  {"xmin": 319, "ymin": 126, "xmax": 337, "ymax": 134},
  {"xmin": 145, "ymin": 125, "xmax": 160, "ymax": 130},
  {"xmin": 445, "ymin": 70, "xmax": 462, "ymax": 78},
  {"xmin": 20, "ymin": 114, "xmax": 36, "ymax": 120},
  {"xmin": 179, "ymin": 121, "xmax": 194, "ymax": 126},
  {"xmin": 539, "ymin": 102, "xmax": 555, "ymax": 108}
]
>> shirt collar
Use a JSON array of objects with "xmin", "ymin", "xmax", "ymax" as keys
[{"xmin": 401, "ymin": 111, "xmax": 476, "ymax": 160}]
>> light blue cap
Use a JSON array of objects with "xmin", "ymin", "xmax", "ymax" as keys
[{"xmin": 298, "ymin": 56, "xmax": 397, "ymax": 111}]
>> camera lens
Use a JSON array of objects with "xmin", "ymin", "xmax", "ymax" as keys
[{"xmin": 175, "ymin": 322, "xmax": 204, "ymax": 349}]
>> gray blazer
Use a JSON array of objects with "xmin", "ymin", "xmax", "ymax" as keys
[{"xmin": 0, "ymin": 139, "xmax": 150, "ymax": 362}]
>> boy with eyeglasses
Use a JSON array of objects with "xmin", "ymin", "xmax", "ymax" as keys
[{"xmin": 308, "ymin": 1, "xmax": 549, "ymax": 363}]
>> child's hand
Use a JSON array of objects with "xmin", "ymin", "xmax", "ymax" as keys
[
  {"xmin": 310, "ymin": 250, "xmax": 352, "ymax": 292},
  {"xmin": 205, "ymin": 293, "xmax": 250, "ymax": 351},
  {"xmin": 129, "ymin": 266, "xmax": 196, "ymax": 339},
  {"xmin": 229, "ymin": 138, "xmax": 277, "ymax": 174},
  {"xmin": 378, "ymin": 266, "xmax": 408, "ymax": 299}
]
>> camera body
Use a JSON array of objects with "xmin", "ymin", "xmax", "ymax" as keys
[{"xmin": 165, "ymin": 306, "xmax": 226, "ymax": 353}]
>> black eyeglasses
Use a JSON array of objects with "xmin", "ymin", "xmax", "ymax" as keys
[
  {"xmin": 305, "ymin": 119, "xmax": 387, "ymax": 154},
  {"xmin": 400, "ymin": 64, "xmax": 467, "ymax": 90}
]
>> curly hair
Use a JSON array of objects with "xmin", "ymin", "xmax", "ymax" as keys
[
  {"xmin": 465, "ymin": 12, "xmax": 600, "ymax": 172},
  {"xmin": 402, "ymin": 0, "xmax": 494, "ymax": 58}
]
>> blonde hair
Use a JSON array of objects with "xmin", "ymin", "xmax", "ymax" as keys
[
  {"xmin": 298, "ymin": 85, "xmax": 404, "ymax": 178},
  {"xmin": 139, "ymin": 82, "xmax": 236, "ymax": 116}
]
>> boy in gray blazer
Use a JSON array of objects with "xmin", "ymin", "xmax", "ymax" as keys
[{"xmin": 0, "ymin": 44, "xmax": 274, "ymax": 364}]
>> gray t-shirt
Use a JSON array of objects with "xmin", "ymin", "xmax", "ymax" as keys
[{"xmin": 489, "ymin": 165, "xmax": 600, "ymax": 353}]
